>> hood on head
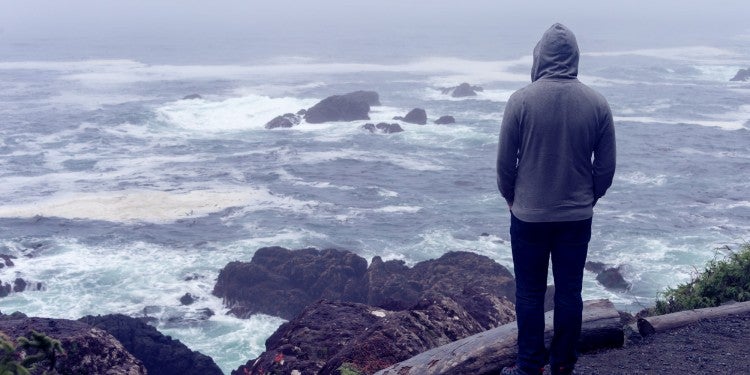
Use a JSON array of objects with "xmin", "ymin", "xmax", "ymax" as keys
[{"xmin": 531, "ymin": 23, "xmax": 579, "ymax": 82}]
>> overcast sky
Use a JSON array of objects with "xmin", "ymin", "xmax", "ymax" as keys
[{"xmin": 2, "ymin": 1, "xmax": 748, "ymax": 62}]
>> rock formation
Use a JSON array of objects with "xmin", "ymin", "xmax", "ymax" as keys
[
  {"xmin": 265, "ymin": 113, "xmax": 301, "ymax": 129},
  {"xmin": 434, "ymin": 115, "xmax": 456, "ymax": 124},
  {"xmin": 362, "ymin": 122, "xmax": 404, "ymax": 134},
  {"xmin": 441, "ymin": 83, "xmax": 484, "ymax": 97},
  {"xmin": 304, "ymin": 91, "xmax": 379, "ymax": 123},
  {"xmin": 586, "ymin": 261, "xmax": 630, "ymax": 290},
  {"xmin": 79, "ymin": 314, "xmax": 223, "ymax": 375},
  {"xmin": 730, "ymin": 68, "xmax": 750, "ymax": 82},
  {"xmin": 394, "ymin": 108, "xmax": 427, "ymax": 125},
  {"xmin": 0, "ymin": 316, "xmax": 147, "ymax": 374}
]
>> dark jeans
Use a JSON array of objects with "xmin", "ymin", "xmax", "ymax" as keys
[{"xmin": 510, "ymin": 213, "xmax": 591, "ymax": 373}]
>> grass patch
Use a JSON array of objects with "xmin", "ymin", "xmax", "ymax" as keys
[{"xmin": 653, "ymin": 243, "xmax": 750, "ymax": 315}]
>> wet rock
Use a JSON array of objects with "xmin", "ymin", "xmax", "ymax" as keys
[
  {"xmin": 395, "ymin": 108, "xmax": 427, "ymax": 125},
  {"xmin": 362, "ymin": 122, "xmax": 404, "ymax": 134},
  {"xmin": 730, "ymin": 68, "xmax": 750, "ymax": 82},
  {"xmin": 596, "ymin": 267, "xmax": 631, "ymax": 291},
  {"xmin": 265, "ymin": 113, "xmax": 301, "ymax": 129},
  {"xmin": 585, "ymin": 261, "xmax": 608, "ymax": 274},
  {"xmin": 0, "ymin": 254, "xmax": 15, "ymax": 268},
  {"xmin": 12, "ymin": 278, "xmax": 26, "ymax": 292},
  {"xmin": 0, "ymin": 280, "xmax": 10, "ymax": 297},
  {"xmin": 80, "ymin": 314, "xmax": 223, "ymax": 375},
  {"xmin": 234, "ymin": 294, "xmax": 515, "ymax": 375},
  {"xmin": 441, "ymin": 82, "xmax": 484, "ymax": 97},
  {"xmin": 0, "ymin": 317, "xmax": 147, "ymax": 374},
  {"xmin": 182, "ymin": 94, "xmax": 202, "ymax": 100},
  {"xmin": 434, "ymin": 115, "xmax": 455, "ymax": 124},
  {"xmin": 180, "ymin": 293, "xmax": 196, "ymax": 305},
  {"xmin": 304, "ymin": 92, "xmax": 378, "ymax": 123}
]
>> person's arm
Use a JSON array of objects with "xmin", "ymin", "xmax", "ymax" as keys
[
  {"xmin": 497, "ymin": 98, "xmax": 520, "ymax": 208},
  {"xmin": 592, "ymin": 104, "xmax": 616, "ymax": 203}
]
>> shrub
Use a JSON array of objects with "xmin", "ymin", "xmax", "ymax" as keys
[{"xmin": 653, "ymin": 243, "xmax": 750, "ymax": 314}]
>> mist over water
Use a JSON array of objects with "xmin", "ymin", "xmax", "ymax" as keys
[{"xmin": 1, "ymin": 1, "xmax": 750, "ymax": 373}]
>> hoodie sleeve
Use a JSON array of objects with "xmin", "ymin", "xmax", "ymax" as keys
[
  {"xmin": 497, "ymin": 97, "xmax": 520, "ymax": 205},
  {"xmin": 592, "ymin": 104, "xmax": 616, "ymax": 201}
]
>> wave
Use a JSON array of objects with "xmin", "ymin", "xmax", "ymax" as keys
[
  {"xmin": 585, "ymin": 46, "xmax": 744, "ymax": 63},
  {"xmin": 423, "ymin": 87, "xmax": 514, "ymax": 102}
]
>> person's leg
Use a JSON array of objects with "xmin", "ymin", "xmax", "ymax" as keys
[
  {"xmin": 509, "ymin": 214, "xmax": 552, "ymax": 374},
  {"xmin": 548, "ymin": 217, "xmax": 592, "ymax": 374}
]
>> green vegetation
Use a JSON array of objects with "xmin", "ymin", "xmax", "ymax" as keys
[
  {"xmin": 337, "ymin": 362, "xmax": 363, "ymax": 375},
  {"xmin": 653, "ymin": 243, "xmax": 750, "ymax": 315},
  {"xmin": 0, "ymin": 331, "xmax": 65, "ymax": 375}
]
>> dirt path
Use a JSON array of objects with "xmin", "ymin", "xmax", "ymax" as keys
[{"xmin": 575, "ymin": 311, "xmax": 750, "ymax": 374}]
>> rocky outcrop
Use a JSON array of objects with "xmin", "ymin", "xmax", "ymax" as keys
[
  {"xmin": 214, "ymin": 248, "xmax": 515, "ymax": 320},
  {"xmin": 394, "ymin": 108, "xmax": 427, "ymax": 125},
  {"xmin": 304, "ymin": 92, "xmax": 379, "ymax": 123},
  {"xmin": 0, "ymin": 254, "xmax": 15, "ymax": 268},
  {"xmin": 441, "ymin": 83, "xmax": 484, "ymax": 97},
  {"xmin": 434, "ymin": 115, "xmax": 456, "ymax": 124},
  {"xmin": 586, "ymin": 261, "xmax": 630, "ymax": 291},
  {"xmin": 79, "ymin": 314, "xmax": 223, "ymax": 375},
  {"xmin": 234, "ymin": 293, "xmax": 515, "ymax": 375},
  {"xmin": 362, "ymin": 122, "xmax": 404, "ymax": 134},
  {"xmin": 0, "ymin": 316, "xmax": 147, "ymax": 374},
  {"xmin": 730, "ymin": 68, "xmax": 750, "ymax": 82},
  {"xmin": 265, "ymin": 113, "xmax": 301, "ymax": 129}
]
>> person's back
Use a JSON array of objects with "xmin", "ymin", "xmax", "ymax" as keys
[{"xmin": 496, "ymin": 23, "xmax": 615, "ymax": 375}]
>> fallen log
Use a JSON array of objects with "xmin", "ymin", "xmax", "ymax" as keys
[
  {"xmin": 638, "ymin": 300, "xmax": 750, "ymax": 336},
  {"xmin": 376, "ymin": 299, "xmax": 622, "ymax": 375}
]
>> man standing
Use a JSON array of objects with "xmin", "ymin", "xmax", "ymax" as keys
[{"xmin": 497, "ymin": 23, "xmax": 616, "ymax": 375}]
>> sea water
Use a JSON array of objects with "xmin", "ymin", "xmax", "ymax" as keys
[{"xmin": 1, "ymin": 25, "xmax": 749, "ymax": 374}]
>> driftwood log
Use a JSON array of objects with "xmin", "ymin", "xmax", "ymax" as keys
[
  {"xmin": 376, "ymin": 299, "xmax": 623, "ymax": 375},
  {"xmin": 638, "ymin": 300, "xmax": 750, "ymax": 336}
]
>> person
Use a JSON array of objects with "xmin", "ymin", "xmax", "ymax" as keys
[{"xmin": 496, "ymin": 23, "xmax": 616, "ymax": 375}]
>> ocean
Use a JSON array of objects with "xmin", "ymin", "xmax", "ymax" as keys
[{"xmin": 1, "ymin": 22, "xmax": 749, "ymax": 373}]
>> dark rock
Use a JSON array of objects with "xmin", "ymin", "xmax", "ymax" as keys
[
  {"xmin": 180, "ymin": 293, "xmax": 196, "ymax": 305},
  {"xmin": 441, "ymin": 83, "xmax": 484, "ymax": 97},
  {"xmin": 296, "ymin": 109, "xmax": 307, "ymax": 116},
  {"xmin": 0, "ymin": 254, "xmax": 15, "ymax": 267},
  {"xmin": 401, "ymin": 108, "xmax": 427, "ymax": 125},
  {"xmin": 0, "ymin": 317, "xmax": 147, "ymax": 374},
  {"xmin": 730, "ymin": 68, "xmax": 750, "ymax": 82},
  {"xmin": 0, "ymin": 311, "xmax": 27, "ymax": 320},
  {"xmin": 265, "ymin": 113, "xmax": 301, "ymax": 129},
  {"xmin": 585, "ymin": 261, "xmax": 608, "ymax": 274},
  {"xmin": 343, "ymin": 90, "xmax": 381, "ymax": 106},
  {"xmin": 0, "ymin": 280, "xmax": 10, "ymax": 297},
  {"xmin": 13, "ymin": 278, "xmax": 26, "ymax": 293},
  {"xmin": 596, "ymin": 267, "xmax": 631, "ymax": 291},
  {"xmin": 434, "ymin": 115, "xmax": 456, "ymax": 124},
  {"xmin": 363, "ymin": 122, "xmax": 404, "ymax": 134},
  {"xmin": 304, "ymin": 92, "xmax": 376, "ymax": 123},
  {"xmin": 234, "ymin": 294, "xmax": 515, "ymax": 375},
  {"xmin": 183, "ymin": 273, "xmax": 204, "ymax": 281},
  {"xmin": 182, "ymin": 94, "xmax": 202, "ymax": 100},
  {"xmin": 80, "ymin": 314, "xmax": 223, "ymax": 375},
  {"xmin": 213, "ymin": 247, "xmax": 369, "ymax": 319}
]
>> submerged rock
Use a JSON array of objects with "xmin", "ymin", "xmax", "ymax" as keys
[
  {"xmin": 80, "ymin": 314, "xmax": 223, "ymax": 375},
  {"xmin": 362, "ymin": 122, "xmax": 404, "ymax": 134},
  {"xmin": 395, "ymin": 108, "xmax": 427, "ymax": 125},
  {"xmin": 0, "ymin": 316, "xmax": 147, "ymax": 374},
  {"xmin": 434, "ymin": 115, "xmax": 456, "ymax": 124},
  {"xmin": 265, "ymin": 113, "xmax": 301, "ymax": 129},
  {"xmin": 596, "ymin": 267, "xmax": 631, "ymax": 291}
]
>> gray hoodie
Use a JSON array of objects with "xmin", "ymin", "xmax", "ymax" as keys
[{"xmin": 497, "ymin": 23, "xmax": 616, "ymax": 222}]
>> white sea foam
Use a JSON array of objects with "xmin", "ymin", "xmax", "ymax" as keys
[
  {"xmin": 423, "ymin": 88, "xmax": 514, "ymax": 102},
  {"xmin": 586, "ymin": 46, "xmax": 742, "ymax": 63},
  {"xmin": 615, "ymin": 115, "xmax": 747, "ymax": 131},
  {"xmin": 617, "ymin": 100, "xmax": 672, "ymax": 116},
  {"xmin": 274, "ymin": 168, "xmax": 356, "ymax": 190},
  {"xmin": 0, "ymin": 187, "xmax": 293, "ymax": 224},
  {"xmin": 155, "ymin": 94, "xmax": 319, "ymax": 132},
  {"xmin": 616, "ymin": 171, "xmax": 667, "ymax": 187},
  {"xmin": 287, "ymin": 149, "xmax": 448, "ymax": 172}
]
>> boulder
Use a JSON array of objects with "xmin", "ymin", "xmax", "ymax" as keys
[
  {"xmin": 180, "ymin": 293, "xmax": 196, "ymax": 305},
  {"xmin": 214, "ymin": 248, "xmax": 515, "ymax": 320},
  {"xmin": 585, "ymin": 261, "xmax": 607, "ymax": 274},
  {"xmin": 233, "ymin": 294, "xmax": 515, "ymax": 375},
  {"xmin": 434, "ymin": 115, "xmax": 456, "ymax": 124},
  {"xmin": 596, "ymin": 267, "xmax": 631, "ymax": 291},
  {"xmin": 730, "ymin": 68, "xmax": 750, "ymax": 82},
  {"xmin": 304, "ymin": 92, "xmax": 377, "ymax": 123},
  {"xmin": 0, "ymin": 316, "xmax": 147, "ymax": 374},
  {"xmin": 441, "ymin": 83, "xmax": 484, "ymax": 97},
  {"xmin": 182, "ymin": 94, "xmax": 202, "ymax": 100},
  {"xmin": 362, "ymin": 122, "xmax": 404, "ymax": 134},
  {"xmin": 396, "ymin": 108, "xmax": 427, "ymax": 125},
  {"xmin": 0, "ymin": 280, "xmax": 10, "ymax": 297},
  {"xmin": 0, "ymin": 253, "xmax": 15, "ymax": 268},
  {"xmin": 265, "ymin": 113, "xmax": 301, "ymax": 129},
  {"xmin": 79, "ymin": 314, "xmax": 223, "ymax": 375}
]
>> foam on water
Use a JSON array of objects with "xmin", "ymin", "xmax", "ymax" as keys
[
  {"xmin": 615, "ymin": 115, "xmax": 747, "ymax": 131},
  {"xmin": 585, "ymin": 46, "xmax": 742, "ymax": 63},
  {"xmin": 616, "ymin": 171, "xmax": 667, "ymax": 187},
  {"xmin": 423, "ymin": 88, "xmax": 514, "ymax": 102},
  {"xmin": 155, "ymin": 94, "xmax": 319, "ymax": 133},
  {"xmin": 0, "ymin": 187, "xmax": 308, "ymax": 224}
]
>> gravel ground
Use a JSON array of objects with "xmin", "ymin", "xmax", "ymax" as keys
[{"xmin": 575, "ymin": 312, "xmax": 750, "ymax": 374}]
